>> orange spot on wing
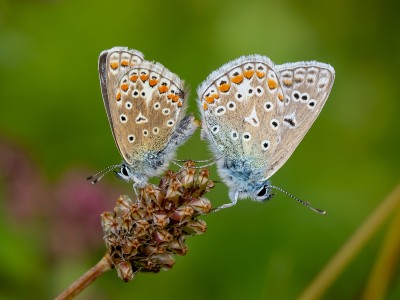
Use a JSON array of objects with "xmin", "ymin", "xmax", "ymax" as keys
[
  {"xmin": 121, "ymin": 83, "xmax": 129, "ymax": 92},
  {"xmin": 110, "ymin": 61, "xmax": 119, "ymax": 70},
  {"xmin": 121, "ymin": 60, "xmax": 129, "ymax": 67},
  {"xmin": 231, "ymin": 74, "xmax": 244, "ymax": 84},
  {"xmin": 205, "ymin": 93, "xmax": 220, "ymax": 104},
  {"xmin": 158, "ymin": 85, "xmax": 168, "ymax": 93},
  {"xmin": 205, "ymin": 96, "xmax": 215, "ymax": 104},
  {"xmin": 203, "ymin": 102, "xmax": 208, "ymax": 110},
  {"xmin": 149, "ymin": 79, "xmax": 159, "ymax": 87},
  {"xmin": 278, "ymin": 93, "xmax": 284, "ymax": 101},
  {"xmin": 130, "ymin": 75, "xmax": 138, "ymax": 82},
  {"xmin": 283, "ymin": 79, "xmax": 292, "ymax": 87},
  {"xmin": 268, "ymin": 78, "xmax": 278, "ymax": 89},
  {"xmin": 172, "ymin": 94, "xmax": 179, "ymax": 102},
  {"xmin": 116, "ymin": 92, "xmax": 121, "ymax": 101},
  {"xmin": 256, "ymin": 71, "xmax": 265, "ymax": 78},
  {"xmin": 140, "ymin": 74, "xmax": 149, "ymax": 82},
  {"xmin": 219, "ymin": 83, "xmax": 230, "ymax": 92},
  {"xmin": 244, "ymin": 70, "xmax": 254, "ymax": 79},
  {"xmin": 177, "ymin": 101, "xmax": 183, "ymax": 107}
]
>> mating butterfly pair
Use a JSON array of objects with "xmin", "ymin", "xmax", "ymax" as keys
[{"xmin": 96, "ymin": 47, "xmax": 335, "ymax": 210}]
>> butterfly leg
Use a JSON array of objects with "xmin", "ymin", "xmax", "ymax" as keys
[
  {"xmin": 211, "ymin": 190, "xmax": 239, "ymax": 212},
  {"xmin": 166, "ymin": 115, "xmax": 198, "ymax": 153}
]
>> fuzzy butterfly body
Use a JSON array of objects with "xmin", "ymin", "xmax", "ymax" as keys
[
  {"xmin": 98, "ymin": 47, "xmax": 197, "ymax": 185},
  {"xmin": 198, "ymin": 55, "xmax": 335, "ymax": 208}
]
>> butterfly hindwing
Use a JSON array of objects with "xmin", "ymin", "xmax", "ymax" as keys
[{"xmin": 262, "ymin": 62, "xmax": 335, "ymax": 179}]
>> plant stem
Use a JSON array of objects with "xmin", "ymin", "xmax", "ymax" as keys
[
  {"xmin": 55, "ymin": 253, "xmax": 112, "ymax": 300},
  {"xmin": 298, "ymin": 184, "xmax": 400, "ymax": 300},
  {"xmin": 362, "ymin": 197, "xmax": 400, "ymax": 300}
]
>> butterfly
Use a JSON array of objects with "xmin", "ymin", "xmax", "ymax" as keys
[
  {"xmin": 94, "ymin": 47, "xmax": 197, "ymax": 186},
  {"xmin": 197, "ymin": 55, "xmax": 335, "ymax": 210}
]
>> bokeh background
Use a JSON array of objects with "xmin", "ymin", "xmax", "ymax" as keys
[{"xmin": 1, "ymin": 0, "xmax": 399, "ymax": 299}]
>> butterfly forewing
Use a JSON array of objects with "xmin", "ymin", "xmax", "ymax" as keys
[
  {"xmin": 111, "ymin": 61, "xmax": 187, "ymax": 164},
  {"xmin": 99, "ymin": 47, "xmax": 145, "ymax": 156}
]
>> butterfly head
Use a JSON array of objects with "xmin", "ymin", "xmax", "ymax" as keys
[
  {"xmin": 115, "ymin": 163, "xmax": 134, "ymax": 182},
  {"xmin": 114, "ymin": 163, "xmax": 148, "ymax": 187},
  {"xmin": 230, "ymin": 177, "xmax": 273, "ymax": 203}
]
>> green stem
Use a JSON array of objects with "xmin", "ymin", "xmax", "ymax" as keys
[{"xmin": 54, "ymin": 253, "xmax": 112, "ymax": 300}]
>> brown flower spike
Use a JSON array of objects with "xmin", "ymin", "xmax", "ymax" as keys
[{"xmin": 101, "ymin": 161, "xmax": 214, "ymax": 281}]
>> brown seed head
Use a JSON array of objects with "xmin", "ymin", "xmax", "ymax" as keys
[{"xmin": 101, "ymin": 162, "xmax": 213, "ymax": 281}]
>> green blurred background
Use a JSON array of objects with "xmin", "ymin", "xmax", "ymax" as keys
[{"xmin": 1, "ymin": 0, "xmax": 399, "ymax": 299}]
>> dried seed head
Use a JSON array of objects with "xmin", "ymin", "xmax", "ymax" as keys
[{"xmin": 101, "ymin": 162, "xmax": 214, "ymax": 281}]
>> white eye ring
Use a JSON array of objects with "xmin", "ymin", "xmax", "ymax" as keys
[
  {"xmin": 270, "ymin": 118, "xmax": 279, "ymax": 130},
  {"xmin": 242, "ymin": 132, "xmax": 251, "ymax": 141},
  {"xmin": 308, "ymin": 100, "xmax": 317, "ymax": 109},
  {"xmin": 120, "ymin": 114, "xmax": 128, "ymax": 123},
  {"xmin": 125, "ymin": 102, "xmax": 132, "ymax": 109},
  {"xmin": 261, "ymin": 140, "xmax": 270, "ymax": 150},
  {"xmin": 226, "ymin": 101, "xmax": 236, "ymax": 110},
  {"xmin": 153, "ymin": 102, "xmax": 161, "ymax": 110},
  {"xmin": 231, "ymin": 130, "xmax": 239, "ymax": 140},
  {"xmin": 211, "ymin": 125, "xmax": 220, "ymax": 134},
  {"xmin": 215, "ymin": 106, "xmax": 226, "ymax": 116},
  {"xmin": 264, "ymin": 102, "xmax": 273, "ymax": 112},
  {"xmin": 128, "ymin": 135, "xmax": 135, "ymax": 143}
]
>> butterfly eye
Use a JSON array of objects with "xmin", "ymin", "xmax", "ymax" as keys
[
  {"xmin": 256, "ymin": 185, "xmax": 269, "ymax": 199},
  {"xmin": 121, "ymin": 166, "xmax": 129, "ymax": 177}
]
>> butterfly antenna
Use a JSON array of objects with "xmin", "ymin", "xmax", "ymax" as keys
[
  {"xmin": 172, "ymin": 158, "xmax": 219, "ymax": 169},
  {"xmin": 87, "ymin": 165, "xmax": 119, "ymax": 184},
  {"xmin": 171, "ymin": 160, "xmax": 184, "ymax": 168},
  {"xmin": 173, "ymin": 157, "xmax": 215, "ymax": 163},
  {"xmin": 268, "ymin": 185, "xmax": 327, "ymax": 215}
]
